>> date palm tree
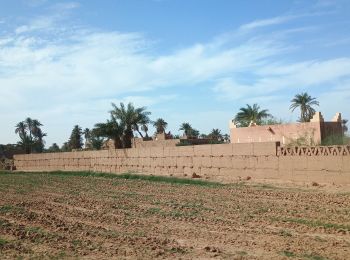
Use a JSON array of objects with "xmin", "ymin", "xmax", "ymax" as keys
[
  {"xmin": 15, "ymin": 121, "xmax": 27, "ymax": 140},
  {"xmin": 141, "ymin": 124, "xmax": 149, "ymax": 138},
  {"xmin": 179, "ymin": 122, "xmax": 192, "ymax": 137},
  {"xmin": 209, "ymin": 128, "xmax": 223, "ymax": 141},
  {"xmin": 290, "ymin": 92, "xmax": 319, "ymax": 122},
  {"xmin": 83, "ymin": 128, "xmax": 92, "ymax": 149},
  {"xmin": 234, "ymin": 104, "xmax": 271, "ymax": 127},
  {"xmin": 25, "ymin": 117, "xmax": 34, "ymax": 140},
  {"xmin": 93, "ymin": 118, "xmax": 124, "ymax": 149},
  {"xmin": 110, "ymin": 102, "xmax": 151, "ymax": 147},
  {"xmin": 15, "ymin": 121, "xmax": 30, "ymax": 153},
  {"xmin": 15, "ymin": 118, "xmax": 46, "ymax": 153},
  {"xmin": 153, "ymin": 118, "xmax": 168, "ymax": 134},
  {"xmin": 33, "ymin": 128, "xmax": 46, "ymax": 153},
  {"xmin": 31, "ymin": 119, "xmax": 46, "ymax": 152}
]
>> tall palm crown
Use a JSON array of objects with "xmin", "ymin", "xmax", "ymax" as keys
[
  {"xmin": 290, "ymin": 92, "xmax": 319, "ymax": 122},
  {"xmin": 179, "ymin": 123, "xmax": 192, "ymax": 136},
  {"xmin": 83, "ymin": 128, "xmax": 91, "ymax": 140},
  {"xmin": 15, "ymin": 118, "xmax": 46, "ymax": 153},
  {"xmin": 153, "ymin": 118, "xmax": 168, "ymax": 134},
  {"xmin": 15, "ymin": 122, "xmax": 27, "ymax": 139},
  {"xmin": 31, "ymin": 120, "xmax": 43, "ymax": 136},
  {"xmin": 110, "ymin": 102, "xmax": 151, "ymax": 147},
  {"xmin": 209, "ymin": 128, "xmax": 222, "ymax": 141},
  {"xmin": 234, "ymin": 104, "xmax": 271, "ymax": 127},
  {"xmin": 94, "ymin": 118, "xmax": 124, "ymax": 148}
]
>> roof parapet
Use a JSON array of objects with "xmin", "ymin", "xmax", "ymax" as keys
[{"xmin": 310, "ymin": 112, "xmax": 324, "ymax": 123}]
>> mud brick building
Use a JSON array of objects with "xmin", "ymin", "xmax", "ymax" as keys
[{"xmin": 229, "ymin": 112, "xmax": 344, "ymax": 145}]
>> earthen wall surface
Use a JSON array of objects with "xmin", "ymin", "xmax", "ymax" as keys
[
  {"xmin": 230, "ymin": 122, "xmax": 322, "ymax": 145},
  {"xmin": 13, "ymin": 143, "xmax": 350, "ymax": 185},
  {"xmin": 132, "ymin": 138, "xmax": 180, "ymax": 148}
]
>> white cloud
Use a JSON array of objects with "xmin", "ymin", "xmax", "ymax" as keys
[
  {"xmin": 51, "ymin": 2, "xmax": 80, "ymax": 11},
  {"xmin": 15, "ymin": 16, "xmax": 56, "ymax": 34},
  {"xmin": 214, "ymin": 58, "xmax": 350, "ymax": 101},
  {"xmin": 239, "ymin": 15, "xmax": 296, "ymax": 31}
]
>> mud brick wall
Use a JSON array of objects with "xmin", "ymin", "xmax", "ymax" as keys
[
  {"xmin": 132, "ymin": 138, "xmax": 180, "ymax": 148},
  {"xmin": 13, "ymin": 142, "xmax": 350, "ymax": 185}
]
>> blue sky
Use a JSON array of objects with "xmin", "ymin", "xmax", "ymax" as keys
[{"xmin": 1, "ymin": 0, "xmax": 350, "ymax": 146}]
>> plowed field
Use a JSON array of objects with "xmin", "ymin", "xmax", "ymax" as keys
[{"xmin": 0, "ymin": 171, "xmax": 349, "ymax": 259}]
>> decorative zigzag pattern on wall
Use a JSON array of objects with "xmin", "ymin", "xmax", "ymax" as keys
[{"xmin": 278, "ymin": 146, "xmax": 350, "ymax": 156}]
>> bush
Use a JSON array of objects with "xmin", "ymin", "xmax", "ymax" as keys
[{"xmin": 321, "ymin": 134, "xmax": 350, "ymax": 146}]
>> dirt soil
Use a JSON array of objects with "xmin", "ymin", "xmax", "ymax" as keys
[{"xmin": 0, "ymin": 172, "xmax": 349, "ymax": 259}]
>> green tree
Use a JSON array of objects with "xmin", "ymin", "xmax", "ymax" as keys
[
  {"xmin": 110, "ymin": 102, "xmax": 151, "ymax": 148},
  {"xmin": 290, "ymin": 92, "xmax": 319, "ymax": 122},
  {"xmin": 190, "ymin": 128, "xmax": 200, "ymax": 138},
  {"xmin": 83, "ymin": 128, "xmax": 92, "ymax": 149},
  {"xmin": 61, "ymin": 142, "xmax": 70, "ymax": 152},
  {"xmin": 179, "ymin": 123, "xmax": 199, "ymax": 138},
  {"xmin": 90, "ymin": 135, "xmax": 104, "ymax": 150},
  {"xmin": 33, "ymin": 127, "xmax": 46, "ymax": 153},
  {"xmin": 48, "ymin": 143, "xmax": 60, "ymax": 153},
  {"xmin": 223, "ymin": 134, "xmax": 230, "ymax": 143},
  {"xmin": 234, "ymin": 104, "xmax": 271, "ymax": 127},
  {"xmin": 31, "ymin": 120, "xmax": 46, "ymax": 153},
  {"xmin": 153, "ymin": 118, "xmax": 168, "ymax": 134},
  {"xmin": 260, "ymin": 117, "xmax": 283, "ymax": 126},
  {"xmin": 179, "ymin": 122, "xmax": 192, "ymax": 136},
  {"xmin": 208, "ymin": 128, "xmax": 223, "ymax": 141},
  {"xmin": 68, "ymin": 125, "xmax": 83, "ymax": 150},
  {"xmin": 93, "ymin": 118, "xmax": 124, "ymax": 149},
  {"xmin": 141, "ymin": 124, "xmax": 150, "ymax": 138},
  {"xmin": 15, "ymin": 121, "xmax": 30, "ymax": 154},
  {"xmin": 15, "ymin": 118, "xmax": 46, "ymax": 153}
]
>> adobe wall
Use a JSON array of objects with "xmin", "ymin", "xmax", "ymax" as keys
[
  {"xmin": 230, "ymin": 122, "xmax": 322, "ymax": 145},
  {"xmin": 13, "ymin": 143, "xmax": 350, "ymax": 186},
  {"xmin": 322, "ymin": 122, "xmax": 343, "ymax": 140},
  {"xmin": 229, "ymin": 112, "xmax": 344, "ymax": 146},
  {"xmin": 132, "ymin": 138, "xmax": 180, "ymax": 148}
]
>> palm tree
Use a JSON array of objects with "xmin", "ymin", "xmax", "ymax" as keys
[
  {"xmin": 290, "ymin": 92, "xmax": 319, "ymax": 122},
  {"xmin": 223, "ymin": 134, "xmax": 230, "ymax": 143},
  {"xmin": 234, "ymin": 104, "xmax": 271, "ymax": 127},
  {"xmin": 83, "ymin": 128, "xmax": 91, "ymax": 140},
  {"xmin": 33, "ymin": 128, "xmax": 46, "ymax": 153},
  {"xmin": 15, "ymin": 121, "xmax": 27, "ymax": 140},
  {"xmin": 179, "ymin": 122, "xmax": 192, "ymax": 137},
  {"xmin": 110, "ymin": 102, "xmax": 151, "ymax": 147},
  {"xmin": 141, "ymin": 124, "xmax": 149, "ymax": 138},
  {"xmin": 15, "ymin": 118, "xmax": 46, "ymax": 153},
  {"xmin": 30, "ymin": 120, "xmax": 45, "ymax": 153},
  {"xmin": 209, "ymin": 128, "xmax": 223, "ymax": 141},
  {"xmin": 83, "ymin": 128, "xmax": 91, "ymax": 149},
  {"xmin": 24, "ymin": 117, "xmax": 34, "ymax": 140},
  {"xmin": 15, "ymin": 121, "xmax": 30, "ymax": 154},
  {"xmin": 93, "ymin": 118, "xmax": 124, "ymax": 149},
  {"xmin": 153, "ymin": 118, "xmax": 168, "ymax": 134}
]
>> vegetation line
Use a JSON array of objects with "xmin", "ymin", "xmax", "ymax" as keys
[
  {"xmin": 272, "ymin": 217, "xmax": 350, "ymax": 231},
  {"xmin": 0, "ymin": 170, "xmax": 223, "ymax": 187}
]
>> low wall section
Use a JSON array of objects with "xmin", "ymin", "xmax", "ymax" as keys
[{"xmin": 13, "ymin": 143, "xmax": 350, "ymax": 185}]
